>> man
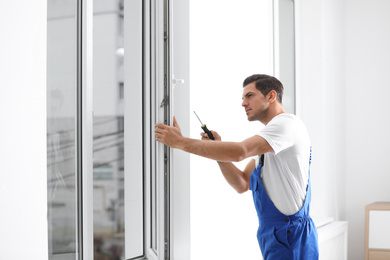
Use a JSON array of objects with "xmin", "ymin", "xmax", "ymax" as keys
[{"xmin": 155, "ymin": 74, "xmax": 319, "ymax": 259}]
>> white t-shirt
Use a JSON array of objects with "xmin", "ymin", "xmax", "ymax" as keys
[{"xmin": 256, "ymin": 113, "xmax": 311, "ymax": 215}]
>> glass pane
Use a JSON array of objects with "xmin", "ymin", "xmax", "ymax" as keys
[
  {"xmin": 47, "ymin": 0, "xmax": 79, "ymax": 259},
  {"xmin": 93, "ymin": 0, "xmax": 125, "ymax": 259}
]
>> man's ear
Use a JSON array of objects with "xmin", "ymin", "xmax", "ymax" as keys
[{"xmin": 267, "ymin": 90, "xmax": 277, "ymax": 103}]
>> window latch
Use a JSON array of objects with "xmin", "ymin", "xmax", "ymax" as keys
[{"xmin": 160, "ymin": 95, "xmax": 169, "ymax": 108}]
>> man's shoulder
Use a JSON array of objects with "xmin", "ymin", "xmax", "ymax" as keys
[{"xmin": 268, "ymin": 113, "xmax": 298, "ymax": 126}]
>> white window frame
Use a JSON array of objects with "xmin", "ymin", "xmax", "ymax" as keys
[
  {"xmin": 125, "ymin": 0, "xmax": 190, "ymax": 259},
  {"xmin": 273, "ymin": 0, "xmax": 296, "ymax": 114},
  {"xmin": 124, "ymin": 0, "xmax": 144, "ymax": 258},
  {"xmin": 80, "ymin": 0, "xmax": 94, "ymax": 259}
]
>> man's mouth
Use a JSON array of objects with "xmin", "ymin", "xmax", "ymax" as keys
[{"xmin": 245, "ymin": 108, "xmax": 251, "ymax": 113}]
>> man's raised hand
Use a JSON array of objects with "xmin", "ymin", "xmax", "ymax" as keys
[{"xmin": 155, "ymin": 116, "xmax": 183, "ymax": 148}]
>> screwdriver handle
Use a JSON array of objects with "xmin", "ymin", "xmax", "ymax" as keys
[{"xmin": 201, "ymin": 124, "xmax": 214, "ymax": 140}]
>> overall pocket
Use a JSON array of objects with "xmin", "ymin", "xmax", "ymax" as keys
[{"xmin": 249, "ymin": 173, "xmax": 259, "ymax": 191}]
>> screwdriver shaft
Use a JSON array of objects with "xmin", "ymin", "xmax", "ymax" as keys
[
  {"xmin": 193, "ymin": 111, "xmax": 214, "ymax": 140},
  {"xmin": 193, "ymin": 111, "xmax": 203, "ymax": 125}
]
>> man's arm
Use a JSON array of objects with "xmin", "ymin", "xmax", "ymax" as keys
[
  {"xmin": 217, "ymin": 159, "xmax": 256, "ymax": 194},
  {"xmin": 200, "ymin": 131, "xmax": 256, "ymax": 194},
  {"xmin": 155, "ymin": 116, "xmax": 272, "ymax": 162}
]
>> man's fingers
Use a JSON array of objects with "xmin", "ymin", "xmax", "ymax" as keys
[
  {"xmin": 155, "ymin": 123, "xmax": 166, "ymax": 129},
  {"xmin": 155, "ymin": 127, "xmax": 168, "ymax": 135},
  {"xmin": 155, "ymin": 130, "xmax": 163, "ymax": 136},
  {"xmin": 155, "ymin": 120, "xmax": 182, "ymax": 148},
  {"xmin": 155, "ymin": 129, "xmax": 166, "ymax": 144},
  {"xmin": 173, "ymin": 115, "xmax": 180, "ymax": 129},
  {"xmin": 200, "ymin": 132, "xmax": 211, "ymax": 141},
  {"xmin": 155, "ymin": 126, "xmax": 166, "ymax": 138}
]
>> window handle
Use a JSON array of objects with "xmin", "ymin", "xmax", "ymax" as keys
[{"xmin": 172, "ymin": 76, "xmax": 184, "ymax": 85}]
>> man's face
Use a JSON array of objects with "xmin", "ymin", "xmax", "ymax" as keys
[{"xmin": 242, "ymin": 82, "xmax": 269, "ymax": 122}]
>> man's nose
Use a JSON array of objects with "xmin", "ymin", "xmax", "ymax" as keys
[{"xmin": 242, "ymin": 99, "xmax": 247, "ymax": 107}]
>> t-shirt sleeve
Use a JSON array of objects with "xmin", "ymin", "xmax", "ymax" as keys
[{"xmin": 258, "ymin": 116, "xmax": 296, "ymax": 155}]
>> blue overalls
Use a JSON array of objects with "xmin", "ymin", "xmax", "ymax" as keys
[{"xmin": 249, "ymin": 154, "xmax": 319, "ymax": 259}]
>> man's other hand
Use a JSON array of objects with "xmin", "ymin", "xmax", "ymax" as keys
[{"xmin": 201, "ymin": 130, "xmax": 221, "ymax": 141}]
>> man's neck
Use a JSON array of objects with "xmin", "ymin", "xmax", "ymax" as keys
[{"xmin": 262, "ymin": 105, "xmax": 286, "ymax": 125}]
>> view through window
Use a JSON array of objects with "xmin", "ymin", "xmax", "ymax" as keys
[
  {"xmin": 47, "ymin": 0, "xmax": 79, "ymax": 258},
  {"xmin": 190, "ymin": 0, "xmax": 275, "ymax": 259},
  {"xmin": 93, "ymin": 0, "xmax": 125, "ymax": 259}
]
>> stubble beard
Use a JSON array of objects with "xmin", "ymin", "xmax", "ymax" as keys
[{"xmin": 248, "ymin": 107, "xmax": 269, "ymax": 123}]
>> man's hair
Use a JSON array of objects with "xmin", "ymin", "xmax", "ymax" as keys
[{"xmin": 243, "ymin": 74, "xmax": 284, "ymax": 104}]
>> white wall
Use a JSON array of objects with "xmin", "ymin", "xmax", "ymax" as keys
[
  {"xmin": 297, "ymin": 0, "xmax": 346, "ymax": 222},
  {"xmin": 345, "ymin": 0, "xmax": 390, "ymax": 259},
  {"xmin": 0, "ymin": 2, "xmax": 48, "ymax": 260},
  {"xmin": 298, "ymin": 0, "xmax": 390, "ymax": 259}
]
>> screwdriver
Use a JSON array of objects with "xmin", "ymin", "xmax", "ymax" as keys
[{"xmin": 193, "ymin": 111, "xmax": 214, "ymax": 140}]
